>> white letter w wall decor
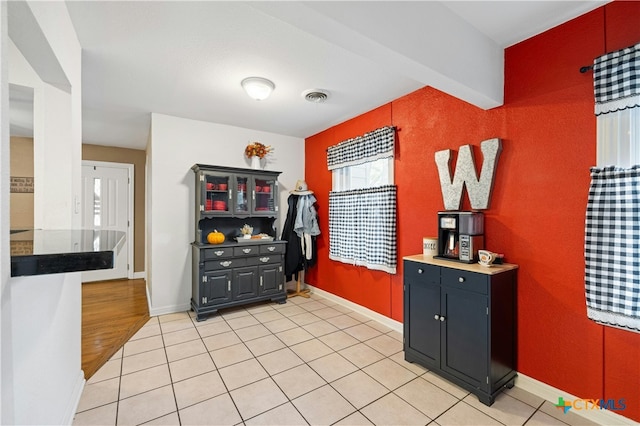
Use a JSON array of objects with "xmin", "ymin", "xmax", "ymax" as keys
[{"xmin": 435, "ymin": 138, "xmax": 502, "ymax": 210}]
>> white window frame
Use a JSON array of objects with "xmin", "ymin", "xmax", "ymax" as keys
[{"xmin": 331, "ymin": 157, "xmax": 394, "ymax": 191}]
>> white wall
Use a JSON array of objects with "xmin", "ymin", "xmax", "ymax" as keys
[
  {"xmin": 1, "ymin": 2, "xmax": 83, "ymax": 424},
  {"xmin": 9, "ymin": 274, "xmax": 84, "ymax": 424},
  {"xmin": 147, "ymin": 113, "xmax": 305, "ymax": 315},
  {"xmin": 1, "ymin": 2, "xmax": 12, "ymax": 423}
]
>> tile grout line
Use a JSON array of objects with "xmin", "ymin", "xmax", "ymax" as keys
[
  {"xmin": 195, "ymin": 309, "xmax": 245, "ymax": 425},
  {"xmin": 79, "ymin": 295, "xmax": 551, "ymax": 426},
  {"xmin": 159, "ymin": 317, "xmax": 182, "ymax": 426},
  {"xmin": 114, "ymin": 345, "xmax": 125, "ymax": 426},
  {"xmin": 234, "ymin": 299, "xmax": 345, "ymax": 424},
  {"xmin": 242, "ymin": 305, "xmax": 315, "ymax": 425},
  {"xmin": 241, "ymin": 299, "xmax": 401, "ymax": 424},
  {"xmin": 200, "ymin": 299, "xmax": 413, "ymax": 424},
  {"xmin": 218, "ymin": 299, "xmax": 356, "ymax": 423}
]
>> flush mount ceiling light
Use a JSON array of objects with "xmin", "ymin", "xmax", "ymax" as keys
[
  {"xmin": 241, "ymin": 77, "xmax": 275, "ymax": 101},
  {"xmin": 302, "ymin": 89, "xmax": 330, "ymax": 103}
]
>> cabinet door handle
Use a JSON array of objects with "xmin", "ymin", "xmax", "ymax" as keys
[
  {"xmin": 242, "ymin": 248, "xmax": 252, "ymax": 254},
  {"xmin": 267, "ymin": 246, "xmax": 275, "ymax": 252},
  {"xmin": 418, "ymin": 268, "xmax": 424, "ymax": 274},
  {"xmin": 214, "ymin": 250, "xmax": 224, "ymax": 256},
  {"xmin": 440, "ymin": 316, "xmax": 446, "ymax": 322},
  {"xmin": 260, "ymin": 257, "xmax": 270, "ymax": 263},
  {"xmin": 458, "ymin": 277, "xmax": 465, "ymax": 283},
  {"xmin": 220, "ymin": 261, "xmax": 232, "ymax": 267},
  {"xmin": 434, "ymin": 314, "xmax": 440, "ymax": 320}
]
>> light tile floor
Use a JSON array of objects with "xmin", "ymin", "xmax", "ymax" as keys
[{"xmin": 74, "ymin": 293, "xmax": 598, "ymax": 426}]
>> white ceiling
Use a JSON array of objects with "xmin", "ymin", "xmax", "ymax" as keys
[{"xmin": 51, "ymin": 1, "xmax": 608, "ymax": 149}]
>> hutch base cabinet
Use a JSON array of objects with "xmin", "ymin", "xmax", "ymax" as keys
[
  {"xmin": 403, "ymin": 255, "xmax": 518, "ymax": 406},
  {"xmin": 191, "ymin": 241, "xmax": 286, "ymax": 321},
  {"xmin": 191, "ymin": 164, "xmax": 286, "ymax": 321}
]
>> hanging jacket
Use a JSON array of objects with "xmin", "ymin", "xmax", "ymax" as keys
[
  {"xmin": 282, "ymin": 194, "xmax": 303, "ymax": 280},
  {"xmin": 294, "ymin": 194, "xmax": 320, "ymax": 237},
  {"xmin": 282, "ymin": 194, "xmax": 318, "ymax": 281}
]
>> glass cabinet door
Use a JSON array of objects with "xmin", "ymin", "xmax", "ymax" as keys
[
  {"xmin": 235, "ymin": 176, "xmax": 249, "ymax": 214},
  {"xmin": 203, "ymin": 173, "xmax": 231, "ymax": 214},
  {"xmin": 252, "ymin": 176, "xmax": 277, "ymax": 215}
]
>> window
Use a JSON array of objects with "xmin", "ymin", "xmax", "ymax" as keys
[
  {"xmin": 585, "ymin": 43, "xmax": 640, "ymax": 333},
  {"xmin": 327, "ymin": 126, "xmax": 397, "ymax": 274},
  {"xmin": 597, "ymin": 108, "xmax": 640, "ymax": 167},
  {"xmin": 332, "ymin": 157, "xmax": 393, "ymax": 191},
  {"xmin": 594, "ymin": 42, "xmax": 640, "ymax": 167}
]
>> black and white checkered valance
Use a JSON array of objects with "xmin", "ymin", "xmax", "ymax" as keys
[
  {"xmin": 329, "ymin": 185, "xmax": 397, "ymax": 274},
  {"xmin": 593, "ymin": 42, "xmax": 640, "ymax": 116},
  {"xmin": 327, "ymin": 126, "xmax": 395, "ymax": 170},
  {"xmin": 585, "ymin": 166, "xmax": 640, "ymax": 332}
]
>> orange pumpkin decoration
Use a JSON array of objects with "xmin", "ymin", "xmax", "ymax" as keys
[{"xmin": 207, "ymin": 230, "xmax": 225, "ymax": 245}]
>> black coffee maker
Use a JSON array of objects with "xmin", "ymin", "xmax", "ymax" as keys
[{"xmin": 436, "ymin": 211, "xmax": 484, "ymax": 263}]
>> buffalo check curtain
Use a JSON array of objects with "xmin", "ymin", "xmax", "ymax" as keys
[
  {"xmin": 329, "ymin": 186, "xmax": 397, "ymax": 274},
  {"xmin": 585, "ymin": 166, "xmax": 640, "ymax": 332},
  {"xmin": 327, "ymin": 126, "xmax": 397, "ymax": 274},
  {"xmin": 327, "ymin": 126, "xmax": 395, "ymax": 170},
  {"xmin": 593, "ymin": 42, "xmax": 640, "ymax": 116}
]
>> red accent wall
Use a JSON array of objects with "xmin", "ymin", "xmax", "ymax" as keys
[{"xmin": 304, "ymin": 1, "xmax": 640, "ymax": 421}]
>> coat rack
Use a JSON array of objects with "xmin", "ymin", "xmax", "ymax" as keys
[
  {"xmin": 287, "ymin": 271, "xmax": 310, "ymax": 298},
  {"xmin": 283, "ymin": 179, "xmax": 318, "ymax": 298}
]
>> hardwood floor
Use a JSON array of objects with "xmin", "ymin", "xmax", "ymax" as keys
[{"xmin": 82, "ymin": 278, "xmax": 149, "ymax": 379}]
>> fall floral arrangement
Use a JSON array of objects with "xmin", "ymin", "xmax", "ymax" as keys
[
  {"xmin": 245, "ymin": 141, "xmax": 272, "ymax": 159},
  {"xmin": 241, "ymin": 224, "xmax": 254, "ymax": 235}
]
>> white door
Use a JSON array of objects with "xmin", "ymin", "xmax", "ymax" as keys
[{"xmin": 81, "ymin": 162, "xmax": 131, "ymax": 282}]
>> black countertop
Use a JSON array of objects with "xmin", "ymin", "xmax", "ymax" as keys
[{"xmin": 10, "ymin": 229, "xmax": 126, "ymax": 277}]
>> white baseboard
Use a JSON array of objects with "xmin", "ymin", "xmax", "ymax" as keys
[
  {"xmin": 515, "ymin": 373, "xmax": 636, "ymax": 425},
  {"xmin": 62, "ymin": 369, "xmax": 86, "ymax": 425},
  {"xmin": 132, "ymin": 271, "xmax": 146, "ymax": 280},
  {"xmin": 305, "ymin": 284, "xmax": 403, "ymax": 334},
  {"xmin": 149, "ymin": 301, "xmax": 192, "ymax": 317},
  {"xmin": 145, "ymin": 283, "xmax": 152, "ymax": 315}
]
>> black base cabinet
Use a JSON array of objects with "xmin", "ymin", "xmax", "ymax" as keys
[
  {"xmin": 192, "ymin": 241, "xmax": 287, "ymax": 321},
  {"xmin": 403, "ymin": 255, "xmax": 518, "ymax": 406}
]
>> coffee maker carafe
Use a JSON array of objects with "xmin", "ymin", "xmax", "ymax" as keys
[{"xmin": 436, "ymin": 211, "xmax": 484, "ymax": 263}]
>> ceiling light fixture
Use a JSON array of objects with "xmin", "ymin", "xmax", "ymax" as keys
[
  {"xmin": 302, "ymin": 89, "xmax": 330, "ymax": 103},
  {"xmin": 241, "ymin": 77, "xmax": 275, "ymax": 101}
]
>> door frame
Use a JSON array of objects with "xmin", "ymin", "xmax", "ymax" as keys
[{"xmin": 82, "ymin": 160, "xmax": 135, "ymax": 279}]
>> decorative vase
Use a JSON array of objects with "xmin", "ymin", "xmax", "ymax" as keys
[{"xmin": 250, "ymin": 156, "xmax": 261, "ymax": 170}]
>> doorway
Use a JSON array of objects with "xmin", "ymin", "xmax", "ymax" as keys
[{"xmin": 81, "ymin": 161, "xmax": 134, "ymax": 282}]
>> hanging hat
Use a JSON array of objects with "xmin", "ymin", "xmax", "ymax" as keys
[{"xmin": 290, "ymin": 180, "xmax": 313, "ymax": 195}]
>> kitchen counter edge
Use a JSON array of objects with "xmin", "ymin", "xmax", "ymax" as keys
[{"xmin": 404, "ymin": 254, "xmax": 519, "ymax": 275}]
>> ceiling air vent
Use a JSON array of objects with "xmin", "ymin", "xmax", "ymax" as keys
[{"xmin": 303, "ymin": 89, "xmax": 330, "ymax": 104}]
